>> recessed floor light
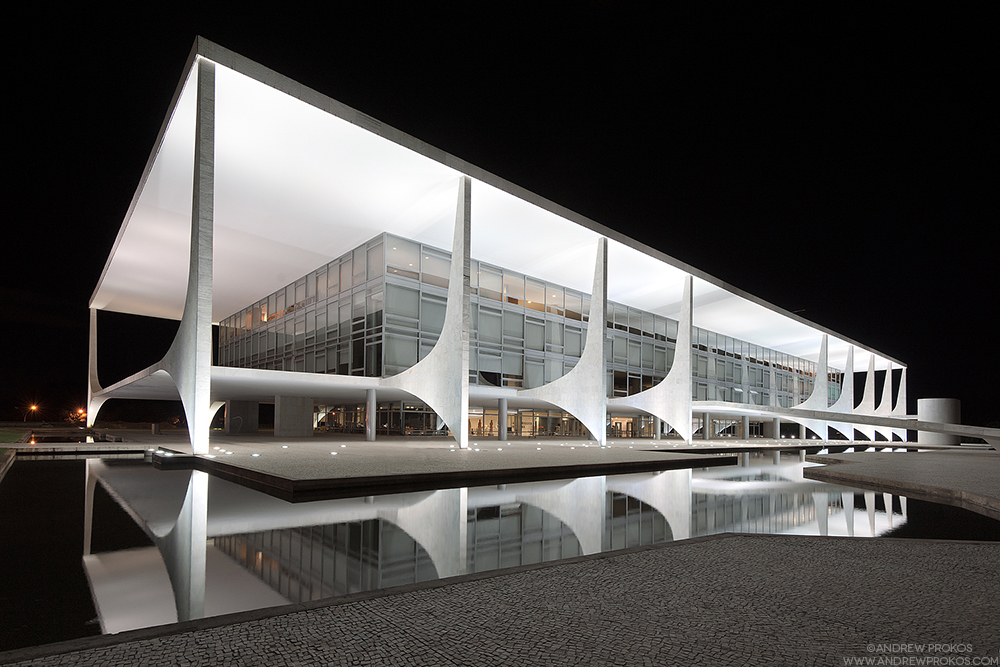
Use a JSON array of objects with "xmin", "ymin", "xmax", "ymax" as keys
[
  {"xmin": 251, "ymin": 453, "xmax": 260, "ymax": 457},
  {"xmin": 331, "ymin": 452, "xmax": 337, "ymax": 455}
]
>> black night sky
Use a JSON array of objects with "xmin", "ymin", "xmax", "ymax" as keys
[{"xmin": 3, "ymin": 5, "xmax": 995, "ymax": 427}]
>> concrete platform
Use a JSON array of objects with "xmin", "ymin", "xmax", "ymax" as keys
[
  {"xmin": 805, "ymin": 449, "xmax": 1000, "ymax": 522},
  {"xmin": 149, "ymin": 434, "xmax": 739, "ymax": 501},
  {"xmin": 3, "ymin": 534, "xmax": 997, "ymax": 666}
]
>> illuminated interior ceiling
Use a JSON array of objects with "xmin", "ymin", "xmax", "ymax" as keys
[{"xmin": 90, "ymin": 40, "xmax": 900, "ymax": 374}]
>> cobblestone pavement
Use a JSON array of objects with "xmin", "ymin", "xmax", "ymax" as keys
[
  {"xmin": 5, "ymin": 534, "xmax": 998, "ymax": 666},
  {"xmin": 806, "ymin": 450, "xmax": 1000, "ymax": 521}
]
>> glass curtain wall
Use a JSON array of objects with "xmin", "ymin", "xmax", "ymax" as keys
[{"xmin": 219, "ymin": 233, "xmax": 841, "ymax": 412}]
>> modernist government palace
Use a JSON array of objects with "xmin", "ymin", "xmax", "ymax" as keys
[{"xmin": 86, "ymin": 38, "xmax": 992, "ymax": 453}]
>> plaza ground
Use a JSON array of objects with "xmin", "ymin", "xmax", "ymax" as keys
[{"xmin": 1, "ymin": 430, "xmax": 998, "ymax": 666}]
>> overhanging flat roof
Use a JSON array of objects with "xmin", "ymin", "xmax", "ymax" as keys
[{"xmin": 91, "ymin": 38, "xmax": 903, "ymax": 374}]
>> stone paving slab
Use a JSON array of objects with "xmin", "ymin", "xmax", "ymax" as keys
[
  {"xmin": 4, "ymin": 534, "xmax": 998, "ymax": 666},
  {"xmin": 805, "ymin": 449, "xmax": 1000, "ymax": 521},
  {"xmin": 142, "ymin": 434, "xmax": 739, "ymax": 501}
]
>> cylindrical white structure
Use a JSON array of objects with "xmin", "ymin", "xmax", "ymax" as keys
[{"xmin": 917, "ymin": 398, "xmax": 960, "ymax": 445}]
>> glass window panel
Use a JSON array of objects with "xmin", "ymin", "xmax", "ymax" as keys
[
  {"xmin": 353, "ymin": 291, "xmax": 365, "ymax": 319},
  {"xmin": 525, "ymin": 360, "xmax": 543, "ymax": 388},
  {"xmin": 340, "ymin": 257, "xmax": 352, "ymax": 290},
  {"xmin": 353, "ymin": 247, "xmax": 366, "ymax": 286},
  {"xmin": 386, "ymin": 236, "xmax": 420, "ymax": 278},
  {"xmin": 628, "ymin": 341, "xmax": 640, "ymax": 367},
  {"xmin": 295, "ymin": 281, "xmax": 306, "ymax": 304},
  {"xmin": 503, "ymin": 311, "xmax": 523, "ymax": 338},
  {"xmin": 479, "ymin": 266, "xmax": 502, "ymax": 301},
  {"xmin": 642, "ymin": 341, "xmax": 653, "ymax": 369},
  {"xmin": 546, "ymin": 284, "xmax": 564, "ymax": 312},
  {"xmin": 327, "ymin": 262, "xmax": 339, "ymax": 295},
  {"xmin": 525, "ymin": 279, "xmax": 545, "ymax": 312},
  {"xmin": 502, "ymin": 272, "xmax": 524, "ymax": 304},
  {"xmin": 385, "ymin": 284, "xmax": 419, "ymax": 319},
  {"xmin": 565, "ymin": 329, "xmax": 582, "ymax": 357},
  {"xmin": 479, "ymin": 310, "xmax": 502, "ymax": 343},
  {"xmin": 367, "ymin": 243, "xmax": 384, "ymax": 280},
  {"xmin": 420, "ymin": 297, "xmax": 446, "ymax": 334},
  {"xmin": 367, "ymin": 291, "xmax": 383, "ymax": 329},
  {"xmin": 384, "ymin": 334, "xmax": 417, "ymax": 367},
  {"xmin": 502, "ymin": 352, "xmax": 522, "ymax": 375},
  {"xmin": 479, "ymin": 350, "xmax": 501, "ymax": 372},
  {"xmin": 421, "ymin": 250, "xmax": 449, "ymax": 288},
  {"xmin": 525, "ymin": 321, "xmax": 544, "ymax": 351},
  {"xmin": 565, "ymin": 291, "xmax": 583, "ymax": 321},
  {"xmin": 613, "ymin": 335, "xmax": 626, "ymax": 360},
  {"xmin": 654, "ymin": 348, "xmax": 666, "ymax": 372},
  {"xmin": 628, "ymin": 308, "xmax": 642, "ymax": 334},
  {"xmin": 546, "ymin": 321, "xmax": 563, "ymax": 346}
]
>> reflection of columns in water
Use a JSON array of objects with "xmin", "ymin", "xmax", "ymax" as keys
[
  {"xmin": 865, "ymin": 491, "xmax": 876, "ymax": 536},
  {"xmin": 606, "ymin": 469, "xmax": 691, "ymax": 541},
  {"xmin": 813, "ymin": 492, "xmax": 829, "ymax": 536},
  {"xmin": 387, "ymin": 488, "xmax": 467, "ymax": 578},
  {"xmin": 159, "ymin": 470, "xmax": 209, "ymax": 622},
  {"xmin": 521, "ymin": 476, "xmax": 607, "ymax": 554},
  {"xmin": 842, "ymin": 491, "xmax": 855, "ymax": 537},
  {"xmin": 84, "ymin": 458, "xmax": 97, "ymax": 556}
]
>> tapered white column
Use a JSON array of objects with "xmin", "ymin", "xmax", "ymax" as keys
[
  {"xmin": 892, "ymin": 367, "xmax": 908, "ymax": 442},
  {"xmin": 607, "ymin": 275, "xmax": 693, "ymax": 442},
  {"xmin": 366, "ymin": 388, "xmax": 377, "ymax": 441},
  {"xmin": 792, "ymin": 335, "xmax": 829, "ymax": 440},
  {"xmin": 384, "ymin": 176, "xmax": 471, "ymax": 449},
  {"xmin": 874, "ymin": 362, "xmax": 894, "ymax": 441},
  {"xmin": 520, "ymin": 238, "xmax": 608, "ymax": 446},
  {"xmin": 160, "ymin": 58, "xmax": 216, "ymax": 455},
  {"xmin": 86, "ymin": 308, "xmax": 107, "ymax": 428},
  {"xmin": 853, "ymin": 355, "xmax": 878, "ymax": 443},
  {"xmin": 828, "ymin": 345, "xmax": 855, "ymax": 441}
]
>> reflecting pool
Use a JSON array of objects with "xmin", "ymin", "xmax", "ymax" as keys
[{"xmin": 74, "ymin": 454, "xmax": 907, "ymax": 635}]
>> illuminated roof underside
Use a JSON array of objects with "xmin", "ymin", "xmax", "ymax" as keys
[{"xmin": 91, "ymin": 40, "xmax": 901, "ymax": 374}]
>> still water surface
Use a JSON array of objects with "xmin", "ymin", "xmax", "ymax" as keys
[{"xmin": 0, "ymin": 453, "xmax": 918, "ymax": 650}]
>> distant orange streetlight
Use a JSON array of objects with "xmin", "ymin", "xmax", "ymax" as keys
[{"xmin": 24, "ymin": 405, "xmax": 37, "ymax": 422}]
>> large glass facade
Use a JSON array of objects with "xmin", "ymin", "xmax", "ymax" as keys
[{"xmin": 218, "ymin": 233, "xmax": 841, "ymax": 419}]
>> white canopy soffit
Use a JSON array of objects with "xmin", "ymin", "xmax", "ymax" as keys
[{"xmin": 90, "ymin": 38, "xmax": 902, "ymax": 374}]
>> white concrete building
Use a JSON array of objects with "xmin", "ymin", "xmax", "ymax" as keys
[{"xmin": 87, "ymin": 38, "xmax": 996, "ymax": 453}]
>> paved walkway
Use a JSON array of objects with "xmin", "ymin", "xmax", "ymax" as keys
[
  {"xmin": 3, "ymin": 534, "xmax": 998, "ymax": 666},
  {"xmin": 806, "ymin": 449, "xmax": 1000, "ymax": 521}
]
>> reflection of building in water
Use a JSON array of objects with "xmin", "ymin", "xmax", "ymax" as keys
[
  {"xmin": 216, "ymin": 491, "xmax": 676, "ymax": 595},
  {"xmin": 83, "ymin": 458, "xmax": 898, "ymax": 634},
  {"xmin": 606, "ymin": 492, "xmax": 673, "ymax": 551},
  {"xmin": 690, "ymin": 460, "xmax": 908, "ymax": 538},
  {"xmin": 468, "ymin": 503, "xmax": 581, "ymax": 572},
  {"xmin": 215, "ymin": 520, "xmax": 437, "ymax": 603}
]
